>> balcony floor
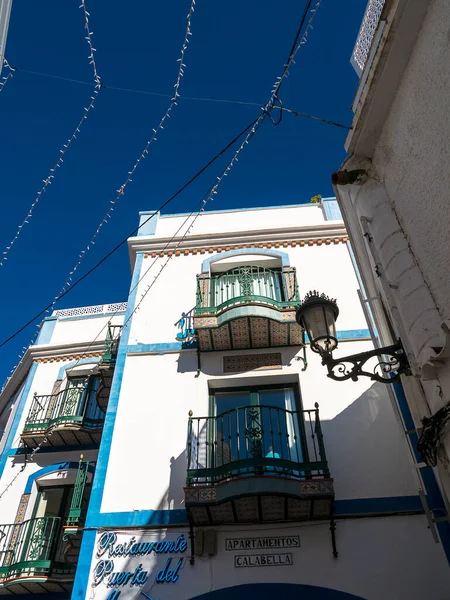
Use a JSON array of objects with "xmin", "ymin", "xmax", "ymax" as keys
[
  {"xmin": 185, "ymin": 477, "xmax": 334, "ymax": 526},
  {"xmin": 21, "ymin": 426, "xmax": 102, "ymax": 448}
]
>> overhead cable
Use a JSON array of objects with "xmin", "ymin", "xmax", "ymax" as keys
[{"xmin": 0, "ymin": 0, "xmax": 102, "ymax": 269}]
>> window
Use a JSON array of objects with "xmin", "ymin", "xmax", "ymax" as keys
[
  {"xmin": 210, "ymin": 266, "xmax": 285, "ymax": 307},
  {"xmin": 211, "ymin": 384, "xmax": 306, "ymax": 469}
]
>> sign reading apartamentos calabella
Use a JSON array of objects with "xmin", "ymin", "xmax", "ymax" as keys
[{"xmin": 225, "ymin": 536, "xmax": 300, "ymax": 551}]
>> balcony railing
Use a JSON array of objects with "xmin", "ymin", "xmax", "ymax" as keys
[
  {"xmin": 24, "ymin": 385, "xmax": 104, "ymax": 434},
  {"xmin": 196, "ymin": 266, "xmax": 299, "ymax": 314},
  {"xmin": 0, "ymin": 517, "xmax": 73, "ymax": 581},
  {"xmin": 187, "ymin": 404, "xmax": 329, "ymax": 485}
]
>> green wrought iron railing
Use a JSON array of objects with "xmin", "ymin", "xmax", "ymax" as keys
[
  {"xmin": 101, "ymin": 323, "xmax": 123, "ymax": 364},
  {"xmin": 23, "ymin": 384, "xmax": 104, "ymax": 433},
  {"xmin": 196, "ymin": 265, "xmax": 300, "ymax": 314},
  {"xmin": 67, "ymin": 458, "xmax": 91, "ymax": 527},
  {"xmin": 0, "ymin": 516, "xmax": 72, "ymax": 580},
  {"xmin": 186, "ymin": 404, "xmax": 329, "ymax": 485}
]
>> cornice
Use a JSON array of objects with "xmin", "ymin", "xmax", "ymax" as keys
[
  {"xmin": 128, "ymin": 223, "xmax": 348, "ymax": 260},
  {"xmin": 0, "ymin": 340, "xmax": 105, "ymax": 405}
]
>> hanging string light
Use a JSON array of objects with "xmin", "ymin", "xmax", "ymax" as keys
[
  {"xmin": 0, "ymin": 58, "xmax": 15, "ymax": 93},
  {"xmin": 51, "ymin": 0, "xmax": 197, "ymax": 301},
  {"xmin": 0, "ymin": 0, "xmax": 197, "ymax": 392},
  {"xmin": 0, "ymin": 0, "xmax": 102, "ymax": 269},
  {"xmin": 119, "ymin": 0, "xmax": 324, "ymax": 325}
]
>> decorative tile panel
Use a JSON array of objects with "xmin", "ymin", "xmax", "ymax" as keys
[
  {"xmin": 230, "ymin": 320, "xmax": 250, "ymax": 349},
  {"xmin": 261, "ymin": 496, "xmax": 285, "ymax": 521},
  {"xmin": 212, "ymin": 325, "xmax": 232, "ymax": 351},
  {"xmin": 313, "ymin": 499, "xmax": 332, "ymax": 518},
  {"xmin": 250, "ymin": 318, "xmax": 269, "ymax": 348},
  {"xmin": 189, "ymin": 507, "xmax": 210, "ymax": 525},
  {"xmin": 287, "ymin": 498, "xmax": 311, "ymax": 519},
  {"xmin": 298, "ymin": 479, "xmax": 334, "ymax": 496},
  {"xmin": 209, "ymin": 502, "xmax": 234, "ymax": 524},
  {"xmin": 197, "ymin": 330, "xmax": 212, "ymax": 351},
  {"xmin": 289, "ymin": 323, "xmax": 303, "ymax": 345},
  {"xmin": 234, "ymin": 497, "xmax": 259, "ymax": 522},
  {"xmin": 223, "ymin": 353, "xmax": 282, "ymax": 373},
  {"xmin": 270, "ymin": 322, "xmax": 288, "ymax": 346}
]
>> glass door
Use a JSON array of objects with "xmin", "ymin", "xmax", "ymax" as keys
[
  {"xmin": 213, "ymin": 386, "xmax": 304, "ymax": 477},
  {"xmin": 19, "ymin": 486, "xmax": 71, "ymax": 564}
]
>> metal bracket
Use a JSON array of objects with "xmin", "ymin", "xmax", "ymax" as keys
[{"xmin": 323, "ymin": 339, "xmax": 410, "ymax": 383}]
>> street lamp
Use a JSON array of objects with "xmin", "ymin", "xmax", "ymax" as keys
[{"xmin": 295, "ymin": 291, "xmax": 410, "ymax": 384}]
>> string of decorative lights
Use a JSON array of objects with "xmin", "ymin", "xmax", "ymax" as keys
[
  {"xmin": 0, "ymin": 114, "xmax": 259, "ymax": 397},
  {"xmin": 50, "ymin": 0, "xmax": 196, "ymax": 304},
  {"xmin": 117, "ymin": 0, "xmax": 324, "ymax": 330},
  {"xmin": 0, "ymin": 0, "xmax": 102, "ymax": 269},
  {"xmin": 0, "ymin": 58, "xmax": 15, "ymax": 93},
  {"xmin": 0, "ymin": 0, "xmax": 323, "ymax": 387},
  {"xmin": 0, "ymin": 0, "xmax": 196, "ymax": 382}
]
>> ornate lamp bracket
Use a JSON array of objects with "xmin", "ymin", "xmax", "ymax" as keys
[{"xmin": 322, "ymin": 339, "xmax": 410, "ymax": 384}]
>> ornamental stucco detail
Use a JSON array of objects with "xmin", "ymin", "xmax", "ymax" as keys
[{"xmin": 351, "ymin": 0, "xmax": 385, "ymax": 75}]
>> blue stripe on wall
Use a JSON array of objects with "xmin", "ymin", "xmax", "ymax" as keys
[
  {"xmin": 393, "ymin": 381, "xmax": 450, "ymax": 565},
  {"xmin": 36, "ymin": 317, "xmax": 57, "ymax": 345},
  {"xmin": 125, "ymin": 330, "xmax": 371, "ymax": 356},
  {"xmin": 0, "ymin": 362, "xmax": 38, "ymax": 480},
  {"xmin": 72, "ymin": 496, "xmax": 423, "ymax": 530},
  {"xmin": 71, "ymin": 253, "xmax": 145, "ymax": 599}
]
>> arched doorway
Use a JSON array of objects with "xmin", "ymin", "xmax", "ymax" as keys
[{"xmin": 190, "ymin": 583, "xmax": 367, "ymax": 600}]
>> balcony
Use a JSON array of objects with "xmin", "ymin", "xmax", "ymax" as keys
[
  {"xmin": 21, "ymin": 385, "xmax": 105, "ymax": 448},
  {"xmin": 184, "ymin": 404, "xmax": 334, "ymax": 525},
  {"xmin": 0, "ymin": 517, "xmax": 75, "ymax": 592},
  {"xmin": 194, "ymin": 266, "xmax": 303, "ymax": 351},
  {"xmin": 0, "ymin": 460, "xmax": 90, "ymax": 593}
]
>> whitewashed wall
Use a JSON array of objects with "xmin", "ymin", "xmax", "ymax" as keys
[
  {"xmin": 101, "ymin": 205, "xmax": 419, "ymax": 513},
  {"xmin": 85, "ymin": 517, "xmax": 450, "ymax": 600}
]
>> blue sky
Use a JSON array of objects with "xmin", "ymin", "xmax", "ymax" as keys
[{"xmin": 0, "ymin": 0, "xmax": 365, "ymax": 384}]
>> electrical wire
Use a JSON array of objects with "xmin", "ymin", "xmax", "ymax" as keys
[
  {"xmin": 0, "ymin": 0, "xmax": 324, "ymax": 356},
  {"xmin": 0, "ymin": 116, "xmax": 259, "ymax": 351},
  {"xmin": 50, "ymin": 0, "xmax": 197, "ymax": 303},
  {"xmin": 0, "ymin": 0, "xmax": 102, "ymax": 269}
]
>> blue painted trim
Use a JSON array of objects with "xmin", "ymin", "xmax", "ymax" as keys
[
  {"xmin": 158, "ymin": 199, "xmax": 336, "ymax": 219},
  {"xmin": 0, "ymin": 363, "xmax": 38, "ymax": 480},
  {"xmin": 94, "ymin": 509, "xmax": 187, "ymax": 528},
  {"xmin": 138, "ymin": 211, "xmax": 159, "ymax": 237},
  {"xmin": 24, "ymin": 461, "xmax": 96, "ymax": 493},
  {"xmin": 125, "ymin": 330, "xmax": 371, "ymax": 356},
  {"xmin": 71, "ymin": 253, "xmax": 145, "ymax": 599},
  {"xmin": 334, "ymin": 495, "xmax": 422, "ymax": 515},
  {"xmin": 393, "ymin": 381, "xmax": 450, "ymax": 565},
  {"xmin": 36, "ymin": 317, "xmax": 57, "ymax": 345},
  {"xmin": 72, "ymin": 529, "xmax": 96, "ymax": 600},
  {"xmin": 57, "ymin": 358, "xmax": 100, "ymax": 380},
  {"xmin": 9, "ymin": 444, "xmax": 99, "ymax": 456},
  {"xmin": 336, "ymin": 329, "xmax": 370, "ymax": 340},
  {"xmin": 57, "ymin": 312, "xmax": 126, "ymax": 323},
  {"xmin": 73, "ymin": 496, "xmax": 423, "ymax": 529},
  {"xmin": 201, "ymin": 248, "xmax": 290, "ymax": 273},
  {"xmin": 126, "ymin": 342, "xmax": 196, "ymax": 354},
  {"xmin": 321, "ymin": 198, "xmax": 342, "ymax": 221}
]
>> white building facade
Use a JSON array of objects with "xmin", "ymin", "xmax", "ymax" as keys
[
  {"xmin": 0, "ymin": 201, "xmax": 449, "ymax": 600},
  {"xmin": 334, "ymin": 0, "xmax": 450, "ymax": 514}
]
